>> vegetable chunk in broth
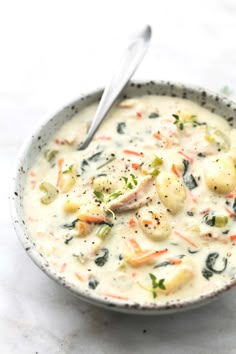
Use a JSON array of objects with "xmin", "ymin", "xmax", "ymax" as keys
[{"xmin": 23, "ymin": 95, "xmax": 236, "ymax": 304}]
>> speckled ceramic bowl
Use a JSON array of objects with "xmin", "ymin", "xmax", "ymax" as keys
[{"xmin": 11, "ymin": 81, "xmax": 236, "ymax": 315}]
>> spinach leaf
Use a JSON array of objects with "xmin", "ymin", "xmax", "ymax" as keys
[
  {"xmin": 154, "ymin": 261, "xmax": 173, "ymax": 268},
  {"xmin": 64, "ymin": 236, "xmax": 74, "ymax": 244},
  {"xmin": 182, "ymin": 159, "xmax": 190, "ymax": 176},
  {"xmin": 203, "ymin": 214, "xmax": 215, "ymax": 227},
  {"xmin": 188, "ymin": 247, "xmax": 199, "ymax": 254},
  {"xmin": 88, "ymin": 151, "xmax": 103, "ymax": 162},
  {"xmin": 95, "ymin": 248, "xmax": 109, "ymax": 267},
  {"xmin": 206, "ymin": 252, "xmax": 228, "ymax": 274},
  {"xmin": 117, "ymin": 122, "xmax": 126, "ymax": 134},
  {"xmin": 148, "ymin": 112, "xmax": 159, "ymax": 119},
  {"xmin": 81, "ymin": 159, "xmax": 89, "ymax": 172},
  {"xmin": 62, "ymin": 218, "xmax": 79, "ymax": 230},
  {"xmin": 183, "ymin": 174, "xmax": 198, "ymax": 190},
  {"xmin": 187, "ymin": 211, "xmax": 194, "ymax": 216},
  {"xmin": 88, "ymin": 279, "xmax": 99, "ymax": 289},
  {"xmin": 202, "ymin": 268, "xmax": 213, "ymax": 280}
]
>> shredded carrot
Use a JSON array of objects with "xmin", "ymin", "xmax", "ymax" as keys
[
  {"xmin": 164, "ymin": 138, "xmax": 172, "ymax": 149},
  {"xmin": 79, "ymin": 222, "xmax": 87, "ymax": 236},
  {"xmin": 129, "ymin": 238, "xmax": 142, "ymax": 254},
  {"xmin": 153, "ymin": 132, "xmax": 162, "ymax": 140},
  {"xmin": 174, "ymin": 231, "xmax": 198, "ymax": 248},
  {"xmin": 30, "ymin": 180, "xmax": 36, "ymax": 185},
  {"xmin": 227, "ymin": 192, "xmax": 236, "ymax": 199},
  {"xmin": 78, "ymin": 214, "xmax": 111, "ymax": 224},
  {"xmin": 74, "ymin": 272, "xmax": 84, "ymax": 282},
  {"xmin": 96, "ymin": 136, "xmax": 112, "ymax": 141},
  {"xmin": 56, "ymin": 158, "xmax": 64, "ymax": 187},
  {"xmin": 128, "ymin": 249, "xmax": 168, "ymax": 266},
  {"xmin": 136, "ymin": 111, "xmax": 142, "ymax": 118},
  {"xmin": 30, "ymin": 171, "xmax": 36, "ymax": 177},
  {"xmin": 188, "ymin": 190, "xmax": 198, "ymax": 203},
  {"xmin": 131, "ymin": 163, "xmax": 141, "ymax": 170},
  {"xmin": 153, "ymin": 132, "xmax": 171, "ymax": 148},
  {"xmin": 132, "ymin": 272, "xmax": 137, "ymax": 278},
  {"xmin": 171, "ymin": 164, "xmax": 180, "ymax": 177},
  {"xmin": 200, "ymin": 208, "xmax": 210, "ymax": 214},
  {"xmin": 123, "ymin": 149, "xmax": 144, "ymax": 157},
  {"xmin": 104, "ymin": 293, "xmax": 128, "ymax": 300},
  {"xmin": 229, "ymin": 235, "xmax": 236, "ymax": 241},
  {"xmin": 128, "ymin": 218, "xmax": 136, "ymax": 227},
  {"xmin": 142, "ymin": 219, "xmax": 153, "ymax": 225},
  {"xmin": 167, "ymin": 257, "xmax": 182, "ymax": 265},
  {"xmin": 28, "ymin": 216, "xmax": 38, "ymax": 222},
  {"xmin": 224, "ymin": 206, "xmax": 235, "ymax": 218},
  {"xmin": 54, "ymin": 138, "xmax": 61, "ymax": 144},
  {"xmin": 178, "ymin": 151, "xmax": 194, "ymax": 163},
  {"xmin": 60, "ymin": 263, "xmax": 67, "ymax": 273}
]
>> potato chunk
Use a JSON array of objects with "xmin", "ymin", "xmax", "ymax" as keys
[{"xmin": 156, "ymin": 172, "xmax": 186, "ymax": 214}]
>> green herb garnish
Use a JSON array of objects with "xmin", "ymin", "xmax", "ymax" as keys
[
  {"xmin": 122, "ymin": 174, "xmax": 138, "ymax": 190},
  {"xmin": 62, "ymin": 164, "xmax": 74, "ymax": 174},
  {"xmin": 149, "ymin": 273, "xmax": 166, "ymax": 299},
  {"xmin": 93, "ymin": 190, "xmax": 122, "ymax": 220}
]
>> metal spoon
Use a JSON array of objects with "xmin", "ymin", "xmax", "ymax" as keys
[{"xmin": 78, "ymin": 25, "xmax": 152, "ymax": 150}]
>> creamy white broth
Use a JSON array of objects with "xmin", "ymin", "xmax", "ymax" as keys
[{"xmin": 23, "ymin": 96, "xmax": 236, "ymax": 304}]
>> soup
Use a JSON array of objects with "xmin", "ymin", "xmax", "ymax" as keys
[{"xmin": 23, "ymin": 95, "xmax": 236, "ymax": 304}]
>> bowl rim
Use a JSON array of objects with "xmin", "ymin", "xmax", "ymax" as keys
[{"xmin": 10, "ymin": 80, "xmax": 236, "ymax": 314}]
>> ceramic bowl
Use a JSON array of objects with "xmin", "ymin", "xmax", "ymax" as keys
[{"xmin": 11, "ymin": 81, "xmax": 236, "ymax": 315}]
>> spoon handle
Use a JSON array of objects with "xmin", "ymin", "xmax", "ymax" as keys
[{"xmin": 79, "ymin": 25, "xmax": 152, "ymax": 150}]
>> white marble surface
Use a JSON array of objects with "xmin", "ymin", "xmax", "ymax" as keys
[{"xmin": 2, "ymin": 0, "xmax": 236, "ymax": 353}]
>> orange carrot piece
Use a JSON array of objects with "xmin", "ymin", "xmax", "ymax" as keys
[
  {"xmin": 56, "ymin": 158, "xmax": 64, "ymax": 187},
  {"xmin": 174, "ymin": 231, "xmax": 198, "ymax": 248},
  {"xmin": 136, "ymin": 111, "xmax": 142, "ymax": 118},
  {"xmin": 129, "ymin": 249, "xmax": 168, "ymax": 266},
  {"xmin": 164, "ymin": 138, "xmax": 172, "ymax": 149},
  {"xmin": 132, "ymin": 272, "xmax": 137, "ymax": 278},
  {"xmin": 128, "ymin": 218, "xmax": 136, "ymax": 227},
  {"xmin": 129, "ymin": 238, "xmax": 142, "ymax": 254},
  {"xmin": 79, "ymin": 222, "xmax": 87, "ymax": 236},
  {"xmin": 104, "ymin": 293, "xmax": 128, "ymax": 300},
  {"xmin": 78, "ymin": 214, "xmax": 111, "ymax": 224},
  {"xmin": 171, "ymin": 164, "xmax": 180, "ymax": 177},
  {"xmin": 131, "ymin": 163, "xmax": 141, "ymax": 170},
  {"xmin": 178, "ymin": 151, "xmax": 194, "ymax": 163},
  {"xmin": 225, "ymin": 206, "xmax": 235, "ymax": 218},
  {"xmin": 123, "ymin": 149, "xmax": 144, "ymax": 157},
  {"xmin": 96, "ymin": 136, "xmax": 112, "ymax": 141},
  {"xmin": 200, "ymin": 208, "xmax": 210, "ymax": 214},
  {"xmin": 229, "ymin": 235, "xmax": 236, "ymax": 241},
  {"xmin": 54, "ymin": 138, "xmax": 61, "ymax": 144},
  {"xmin": 74, "ymin": 272, "xmax": 84, "ymax": 282},
  {"xmin": 60, "ymin": 263, "xmax": 67, "ymax": 273},
  {"xmin": 153, "ymin": 132, "xmax": 162, "ymax": 140},
  {"xmin": 142, "ymin": 219, "xmax": 153, "ymax": 225},
  {"xmin": 30, "ymin": 171, "xmax": 36, "ymax": 177},
  {"xmin": 167, "ymin": 257, "xmax": 182, "ymax": 265},
  {"xmin": 30, "ymin": 180, "xmax": 36, "ymax": 185}
]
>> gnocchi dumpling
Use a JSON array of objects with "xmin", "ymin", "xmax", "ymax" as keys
[
  {"xmin": 92, "ymin": 175, "xmax": 119, "ymax": 193},
  {"xmin": 156, "ymin": 172, "xmax": 186, "ymax": 214},
  {"xmin": 158, "ymin": 258, "xmax": 194, "ymax": 294},
  {"xmin": 138, "ymin": 207, "xmax": 170, "ymax": 241},
  {"xmin": 204, "ymin": 156, "xmax": 236, "ymax": 194}
]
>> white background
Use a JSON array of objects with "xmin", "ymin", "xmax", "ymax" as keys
[{"xmin": 1, "ymin": 0, "xmax": 236, "ymax": 353}]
